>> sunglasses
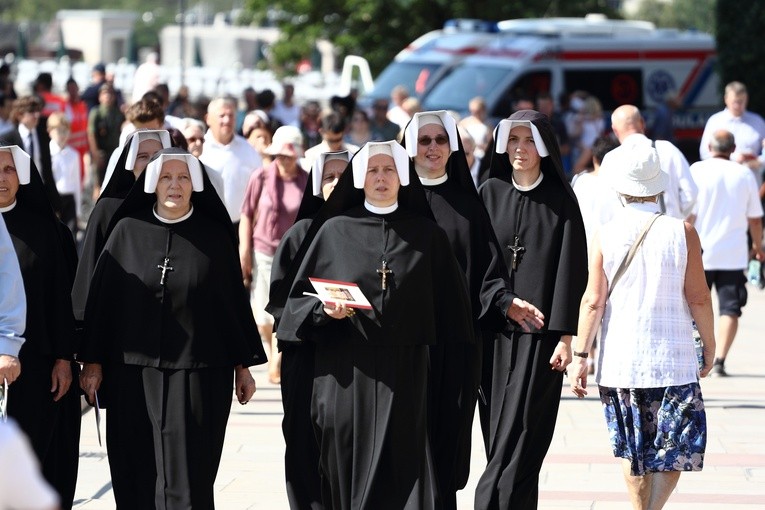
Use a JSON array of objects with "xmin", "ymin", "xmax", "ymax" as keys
[
  {"xmin": 418, "ymin": 135, "xmax": 449, "ymax": 146},
  {"xmin": 186, "ymin": 137, "xmax": 204, "ymax": 143}
]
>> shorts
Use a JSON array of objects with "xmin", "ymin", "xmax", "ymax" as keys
[
  {"xmin": 705, "ymin": 270, "xmax": 747, "ymax": 317},
  {"xmin": 252, "ymin": 251, "xmax": 275, "ymax": 326},
  {"xmin": 599, "ymin": 383, "xmax": 707, "ymax": 476}
]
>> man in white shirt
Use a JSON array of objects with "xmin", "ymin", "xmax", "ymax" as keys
[
  {"xmin": 699, "ymin": 81, "xmax": 765, "ymax": 184},
  {"xmin": 600, "ymin": 104, "xmax": 697, "ymax": 219},
  {"xmin": 0, "ymin": 213, "xmax": 25, "ymax": 386},
  {"xmin": 689, "ymin": 129, "xmax": 764, "ymax": 377},
  {"xmin": 572, "ymin": 135, "xmax": 621, "ymax": 251},
  {"xmin": 200, "ymin": 96, "xmax": 262, "ymax": 229},
  {"xmin": 47, "ymin": 113, "xmax": 81, "ymax": 236},
  {"xmin": 270, "ymin": 82, "xmax": 301, "ymax": 128},
  {"xmin": 386, "ymin": 85, "xmax": 411, "ymax": 131}
]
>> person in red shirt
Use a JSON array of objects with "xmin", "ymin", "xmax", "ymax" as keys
[{"xmin": 64, "ymin": 78, "xmax": 89, "ymax": 184}]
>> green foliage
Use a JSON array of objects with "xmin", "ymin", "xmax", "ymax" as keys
[
  {"xmin": 716, "ymin": 1, "xmax": 765, "ymax": 114},
  {"xmin": 630, "ymin": 0, "xmax": 715, "ymax": 33},
  {"xmin": 243, "ymin": 0, "xmax": 621, "ymax": 75}
]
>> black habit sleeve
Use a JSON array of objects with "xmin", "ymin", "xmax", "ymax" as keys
[
  {"xmin": 71, "ymin": 196, "xmax": 124, "ymax": 324},
  {"xmin": 267, "ymin": 218, "xmax": 312, "ymax": 329}
]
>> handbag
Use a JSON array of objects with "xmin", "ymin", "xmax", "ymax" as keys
[{"xmin": 607, "ymin": 212, "xmax": 662, "ymax": 299}]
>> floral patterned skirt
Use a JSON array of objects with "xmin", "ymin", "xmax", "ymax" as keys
[{"xmin": 598, "ymin": 383, "xmax": 706, "ymax": 476}]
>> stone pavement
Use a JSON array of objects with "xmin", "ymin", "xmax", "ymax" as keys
[{"xmin": 73, "ymin": 285, "xmax": 765, "ymax": 509}]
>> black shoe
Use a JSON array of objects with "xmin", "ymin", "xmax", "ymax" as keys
[{"xmin": 709, "ymin": 360, "xmax": 728, "ymax": 377}]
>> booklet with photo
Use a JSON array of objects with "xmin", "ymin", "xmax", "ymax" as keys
[{"xmin": 304, "ymin": 278, "xmax": 373, "ymax": 310}]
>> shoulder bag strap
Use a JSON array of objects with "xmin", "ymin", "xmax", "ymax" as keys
[{"xmin": 607, "ymin": 212, "xmax": 663, "ymax": 299}]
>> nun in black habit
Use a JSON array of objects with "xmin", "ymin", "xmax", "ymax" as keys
[
  {"xmin": 274, "ymin": 141, "xmax": 474, "ymax": 510},
  {"xmin": 71, "ymin": 129, "xmax": 171, "ymax": 336},
  {"xmin": 268, "ymin": 150, "xmax": 350, "ymax": 510},
  {"xmin": 78, "ymin": 148, "xmax": 266, "ymax": 509},
  {"xmin": 474, "ymin": 110, "xmax": 588, "ymax": 510},
  {"xmin": 401, "ymin": 111, "xmax": 545, "ymax": 509},
  {"xmin": 0, "ymin": 145, "xmax": 80, "ymax": 508}
]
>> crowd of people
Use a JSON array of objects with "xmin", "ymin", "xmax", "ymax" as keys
[{"xmin": 0, "ymin": 58, "xmax": 764, "ymax": 510}]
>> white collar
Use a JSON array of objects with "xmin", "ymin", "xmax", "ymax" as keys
[
  {"xmin": 364, "ymin": 201, "xmax": 398, "ymax": 214},
  {"xmin": 153, "ymin": 204, "xmax": 194, "ymax": 223},
  {"xmin": 512, "ymin": 171, "xmax": 544, "ymax": 191},
  {"xmin": 419, "ymin": 173, "xmax": 448, "ymax": 186},
  {"xmin": 0, "ymin": 200, "xmax": 17, "ymax": 213},
  {"xmin": 18, "ymin": 124, "xmax": 33, "ymax": 138}
]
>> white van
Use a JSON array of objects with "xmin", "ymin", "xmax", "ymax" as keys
[
  {"xmin": 419, "ymin": 16, "xmax": 719, "ymax": 156},
  {"xmin": 356, "ymin": 19, "xmax": 500, "ymax": 108}
]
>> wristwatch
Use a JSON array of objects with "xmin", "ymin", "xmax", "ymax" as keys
[{"xmin": 573, "ymin": 350, "xmax": 589, "ymax": 358}]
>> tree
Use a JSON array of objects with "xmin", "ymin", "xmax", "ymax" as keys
[
  {"xmin": 630, "ymin": 0, "xmax": 715, "ymax": 34},
  {"xmin": 716, "ymin": 1, "xmax": 765, "ymax": 114},
  {"xmin": 242, "ymin": 0, "xmax": 621, "ymax": 75}
]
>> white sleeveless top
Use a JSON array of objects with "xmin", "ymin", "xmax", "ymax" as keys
[{"xmin": 596, "ymin": 202, "xmax": 698, "ymax": 388}]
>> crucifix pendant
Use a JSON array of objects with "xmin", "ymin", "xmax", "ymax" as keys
[
  {"xmin": 157, "ymin": 257, "xmax": 174, "ymax": 286},
  {"xmin": 508, "ymin": 235, "xmax": 525, "ymax": 271},
  {"xmin": 377, "ymin": 260, "xmax": 393, "ymax": 290}
]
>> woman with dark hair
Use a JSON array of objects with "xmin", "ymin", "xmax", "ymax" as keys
[{"xmin": 79, "ymin": 148, "xmax": 266, "ymax": 508}]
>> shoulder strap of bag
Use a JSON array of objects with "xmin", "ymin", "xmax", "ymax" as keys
[{"xmin": 607, "ymin": 212, "xmax": 663, "ymax": 299}]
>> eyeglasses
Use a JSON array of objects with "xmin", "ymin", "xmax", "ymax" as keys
[
  {"xmin": 186, "ymin": 137, "xmax": 204, "ymax": 143},
  {"xmin": 417, "ymin": 135, "xmax": 449, "ymax": 146}
]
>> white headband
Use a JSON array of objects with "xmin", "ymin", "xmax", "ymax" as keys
[
  {"xmin": 125, "ymin": 130, "xmax": 172, "ymax": 170},
  {"xmin": 144, "ymin": 154, "xmax": 204, "ymax": 193},
  {"xmin": 403, "ymin": 110, "xmax": 459, "ymax": 157},
  {"xmin": 0, "ymin": 146, "xmax": 31, "ymax": 185},
  {"xmin": 311, "ymin": 150, "xmax": 350, "ymax": 197},
  {"xmin": 352, "ymin": 141, "xmax": 410, "ymax": 189},
  {"xmin": 494, "ymin": 119, "xmax": 549, "ymax": 157}
]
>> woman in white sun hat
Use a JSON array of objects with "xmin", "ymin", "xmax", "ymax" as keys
[{"xmin": 569, "ymin": 144, "xmax": 715, "ymax": 510}]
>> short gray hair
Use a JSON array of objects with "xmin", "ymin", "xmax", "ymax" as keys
[
  {"xmin": 207, "ymin": 96, "xmax": 237, "ymax": 115},
  {"xmin": 182, "ymin": 117, "xmax": 207, "ymax": 133}
]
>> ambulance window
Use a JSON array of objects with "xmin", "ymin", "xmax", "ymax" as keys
[
  {"xmin": 564, "ymin": 70, "xmax": 644, "ymax": 110},
  {"xmin": 491, "ymin": 71, "xmax": 551, "ymax": 118}
]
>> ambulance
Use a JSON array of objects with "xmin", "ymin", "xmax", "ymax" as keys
[
  {"xmin": 419, "ymin": 15, "xmax": 719, "ymax": 157},
  {"xmin": 355, "ymin": 19, "xmax": 500, "ymax": 108}
]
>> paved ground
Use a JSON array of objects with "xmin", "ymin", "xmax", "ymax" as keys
[{"xmin": 73, "ymin": 285, "xmax": 765, "ymax": 509}]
